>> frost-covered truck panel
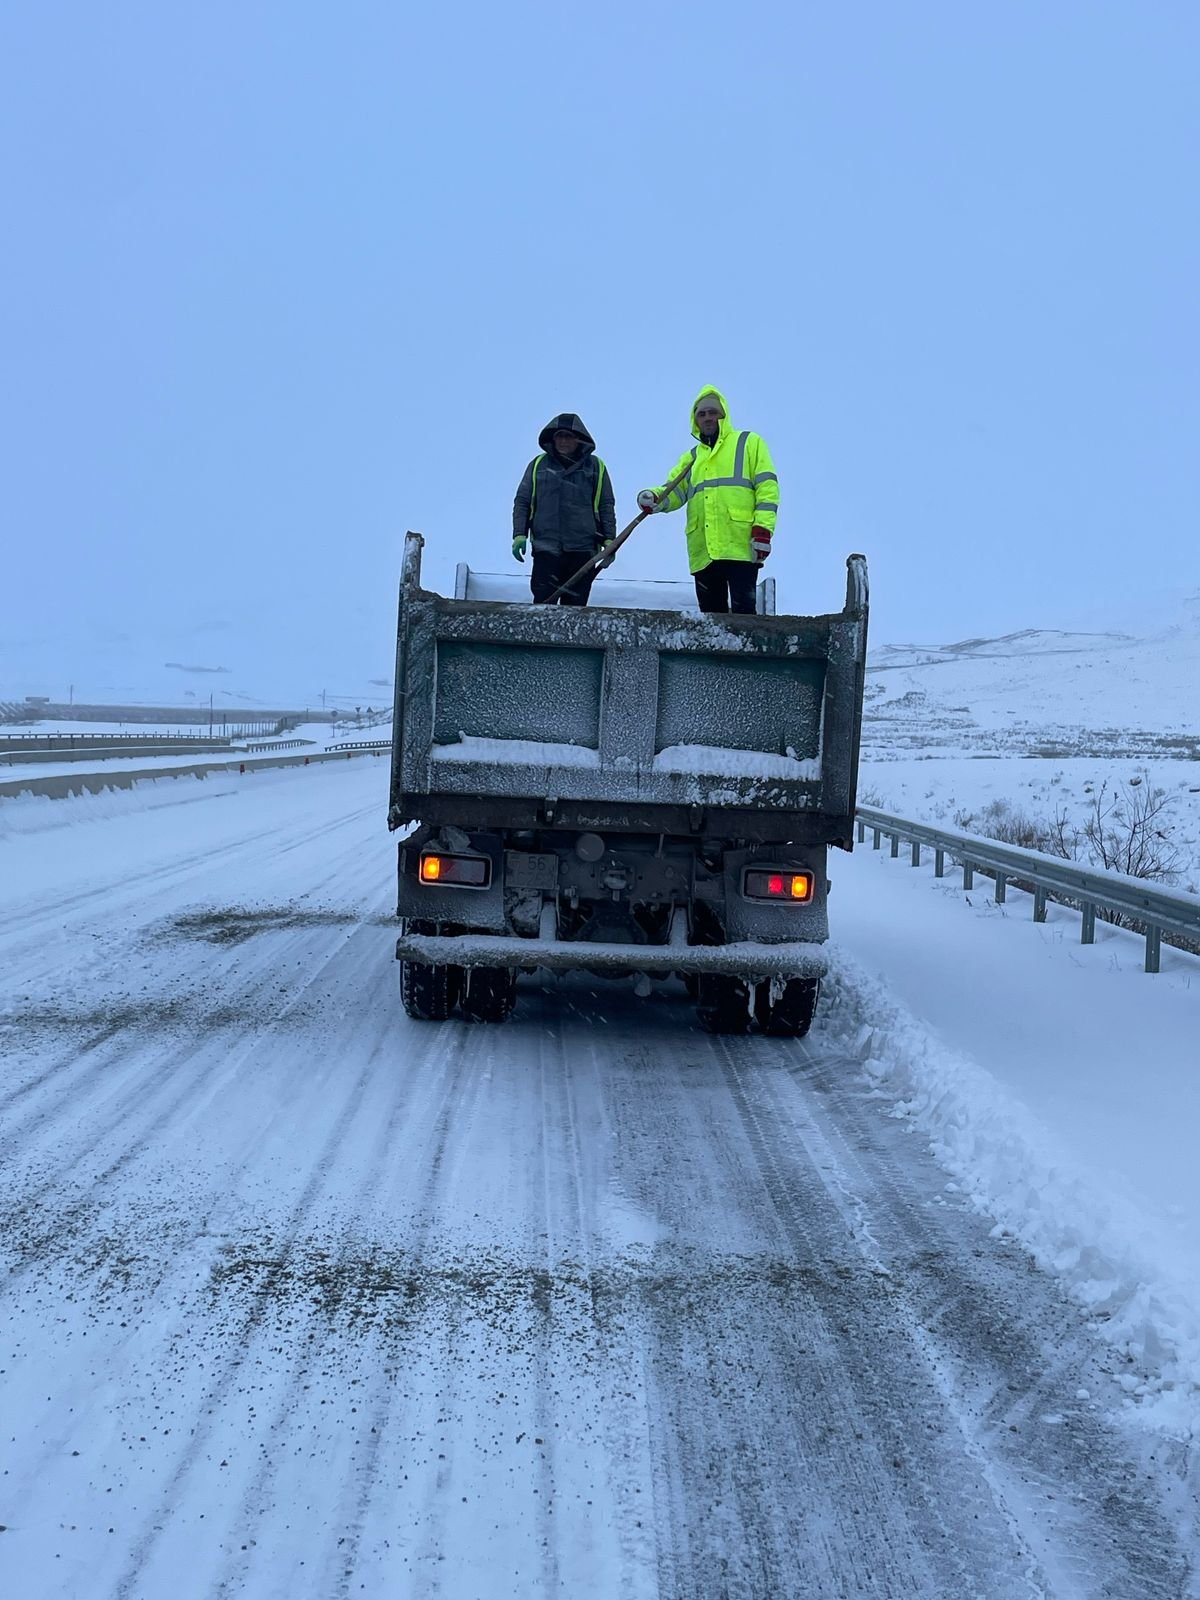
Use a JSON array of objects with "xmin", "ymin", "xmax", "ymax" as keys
[{"xmin": 389, "ymin": 533, "xmax": 868, "ymax": 1035}]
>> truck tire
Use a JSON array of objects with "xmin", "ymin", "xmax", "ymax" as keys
[
  {"xmin": 695, "ymin": 974, "xmax": 752, "ymax": 1034},
  {"xmin": 398, "ymin": 920, "xmax": 461, "ymax": 1021},
  {"xmin": 400, "ymin": 958, "xmax": 461, "ymax": 1021},
  {"xmin": 461, "ymin": 966, "xmax": 517, "ymax": 1024},
  {"xmin": 755, "ymin": 977, "xmax": 820, "ymax": 1039}
]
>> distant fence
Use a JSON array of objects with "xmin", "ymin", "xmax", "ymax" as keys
[
  {"xmin": 857, "ymin": 804, "xmax": 1200, "ymax": 973},
  {"xmin": 0, "ymin": 733, "xmax": 236, "ymax": 754},
  {"xmin": 0, "ymin": 703, "xmax": 338, "ymax": 731}
]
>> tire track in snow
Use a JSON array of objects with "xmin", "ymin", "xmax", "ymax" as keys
[
  {"xmin": 0, "ymin": 1015, "xmax": 134, "ymax": 1119},
  {"xmin": 0, "ymin": 902, "xmax": 379, "ymax": 1138},
  {"xmin": 105, "ymin": 999, "xmax": 432, "ymax": 1599},
  {"xmin": 0, "ymin": 930, "xmax": 401, "ymax": 1522},
  {"xmin": 763, "ymin": 1045, "xmax": 1194, "ymax": 1599},
  {"xmin": 203, "ymin": 1019, "xmax": 488, "ymax": 1600},
  {"xmin": 0, "ymin": 792, "xmax": 381, "ymax": 1001},
  {"xmin": 0, "ymin": 922, "xmax": 381, "ymax": 1271},
  {"xmin": 713, "ymin": 1039, "xmax": 1189, "ymax": 1599},
  {"xmin": 0, "ymin": 779, "xmax": 389, "ymax": 1217},
  {"xmin": 522, "ymin": 1018, "xmax": 625, "ymax": 1598},
  {"xmin": 527, "ymin": 995, "xmax": 1107, "ymax": 1598},
  {"xmin": 319, "ymin": 1037, "xmax": 505, "ymax": 1600},
  {"xmin": 710, "ymin": 1037, "xmax": 1032, "ymax": 1597}
]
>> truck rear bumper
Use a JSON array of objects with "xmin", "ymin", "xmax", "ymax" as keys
[{"xmin": 395, "ymin": 931, "xmax": 828, "ymax": 979}]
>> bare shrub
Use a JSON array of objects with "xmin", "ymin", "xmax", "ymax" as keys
[
  {"xmin": 1043, "ymin": 805, "xmax": 1083, "ymax": 861},
  {"xmin": 1080, "ymin": 776, "xmax": 1184, "ymax": 925},
  {"xmin": 931, "ymin": 779, "xmax": 1195, "ymax": 954},
  {"xmin": 952, "ymin": 798, "xmax": 1079, "ymax": 858}
]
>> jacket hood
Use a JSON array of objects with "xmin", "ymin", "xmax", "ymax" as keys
[
  {"xmin": 690, "ymin": 385, "xmax": 732, "ymax": 442},
  {"xmin": 538, "ymin": 412, "xmax": 596, "ymax": 454}
]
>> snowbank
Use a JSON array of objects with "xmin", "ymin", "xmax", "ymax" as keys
[{"xmin": 820, "ymin": 928, "xmax": 1200, "ymax": 1441}]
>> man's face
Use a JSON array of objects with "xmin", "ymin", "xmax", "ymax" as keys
[
  {"xmin": 553, "ymin": 429, "xmax": 581, "ymax": 457},
  {"xmin": 695, "ymin": 403, "xmax": 722, "ymax": 438}
]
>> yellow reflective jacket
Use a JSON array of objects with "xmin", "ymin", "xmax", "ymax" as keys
[{"xmin": 652, "ymin": 385, "xmax": 779, "ymax": 574}]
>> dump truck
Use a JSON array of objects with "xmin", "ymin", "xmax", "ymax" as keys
[{"xmin": 388, "ymin": 534, "xmax": 868, "ymax": 1035}]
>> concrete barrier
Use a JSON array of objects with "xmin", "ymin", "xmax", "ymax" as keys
[
  {"xmin": 0, "ymin": 746, "xmax": 382, "ymax": 802},
  {"xmin": 0, "ymin": 737, "xmax": 314, "ymax": 766}
]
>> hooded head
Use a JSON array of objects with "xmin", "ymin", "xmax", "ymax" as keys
[
  {"xmin": 691, "ymin": 386, "xmax": 730, "ymax": 445},
  {"xmin": 538, "ymin": 412, "xmax": 596, "ymax": 461}
]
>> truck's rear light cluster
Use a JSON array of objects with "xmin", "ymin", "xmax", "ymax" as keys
[
  {"xmin": 418, "ymin": 852, "xmax": 490, "ymax": 887},
  {"xmin": 743, "ymin": 869, "xmax": 813, "ymax": 903}
]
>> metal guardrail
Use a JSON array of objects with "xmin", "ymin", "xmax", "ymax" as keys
[
  {"xmin": 857, "ymin": 805, "xmax": 1200, "ymax": 973},
  {"xmin": 324, "ymin": 739, "xmax": 391, "ymax": 753},
  {"xmin": 1, "ymin": 738, "xmax": 314, "ymax": 765},
  {"xmin": 0, "ymin": 744, "xmax": 383, "ymax": 802},
  {"xmin": 237, "ymin": 739, "xmax": 312, "ymax": 754}
]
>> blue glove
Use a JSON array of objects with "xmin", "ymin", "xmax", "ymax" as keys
[{"xmin": 512, "ymin": 535, "xmax": 527, "ymax": 562}]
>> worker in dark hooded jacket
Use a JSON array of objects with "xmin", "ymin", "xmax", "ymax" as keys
[{"xmin": 512, "ymin": 413, "xmax": 616, "ymax": 605}]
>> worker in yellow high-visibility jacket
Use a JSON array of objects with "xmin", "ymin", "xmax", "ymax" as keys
[{"xmin": 638, "ymin": 385, "xmax": 778, "ymax": 614}]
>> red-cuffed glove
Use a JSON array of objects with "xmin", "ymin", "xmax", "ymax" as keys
[{"xmin": 751, "ymin": 526, "xmax": 772, "ymax": 563}]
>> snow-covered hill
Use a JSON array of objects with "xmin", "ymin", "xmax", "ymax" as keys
[
  {"xmin": 862, "ymin": 602, "xmax": 1200, "ymax": 886},
  {"xmin": 866, "ymin": 610, "xmax": 1199, "ymax": 755}
]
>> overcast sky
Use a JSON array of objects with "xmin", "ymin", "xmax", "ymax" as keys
[{"xmin": 2, "ymin": 2, "xmax": 1196, "ymax": 704}]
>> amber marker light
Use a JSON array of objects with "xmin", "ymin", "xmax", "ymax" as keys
[
  {"xmin": 416, "ymin": 852, "xmax": 490, "ymax": 887},
  {"xmin": 790, "ymin": 873, "xmax": 813, "ymax": 900}
]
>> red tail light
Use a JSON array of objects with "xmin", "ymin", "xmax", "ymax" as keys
[
  {"xmin": 418, "ymin": 852, "xmax": 490, "ymax": 888},
  {"xmin": 744, "ymin": 868, "xmax": 814, "ymax": 903}
]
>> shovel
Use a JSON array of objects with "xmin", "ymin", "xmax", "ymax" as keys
[{"xmin": 544, "ymin": 460, "xmax": 694, "ymax": 604}]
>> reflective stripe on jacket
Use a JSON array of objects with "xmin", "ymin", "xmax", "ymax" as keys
[{"xmin": 653, "ymin": 385, "xmax": 778, "ymax": 574}]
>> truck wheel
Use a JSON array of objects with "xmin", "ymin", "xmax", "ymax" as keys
[
  {"xmin": 695, "ymin": 974, "xmax": 752, "ymax": 1034},
  {"xmin": 400, "ymin": 958, "xmax": 461, "ymax": 1022},
  {"xmin": 461, "ymin": 966, "xmax": 517, "ymax": 1024},
  {"xmin": 755, "ymin": 977, "xmax": 820, "ymax": 1039}
]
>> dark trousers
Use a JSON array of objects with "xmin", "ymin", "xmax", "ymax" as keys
[
  {"xmin": 694, "ymin": 559, "xmax": 758, "ymax": 614},
  {"xmin": 530, "ymin": 549, "xmax": 597, "ymax": 606}
]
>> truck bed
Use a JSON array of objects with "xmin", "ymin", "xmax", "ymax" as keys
[{"xmin": 389, "ymin": 534, "xmax": 867, "ymax": 846}]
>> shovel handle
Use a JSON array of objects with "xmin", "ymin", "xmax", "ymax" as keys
[{"xmin": 543, "ymin": 460, "xmax": 693, "ymax": 603}]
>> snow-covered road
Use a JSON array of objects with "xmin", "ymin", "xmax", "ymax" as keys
[{"xmin": 1, "ymin": 766, "xmax": 1194, "ymax": 1598}]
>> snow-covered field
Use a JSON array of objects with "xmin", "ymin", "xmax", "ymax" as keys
[
  {"xmin": 1, "ymin": 758, "xmax": 1197, "ymax": 1595},
  {"xmin": 862, "ymin": 606, "xmax": 1200, "ymax": 887}
]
